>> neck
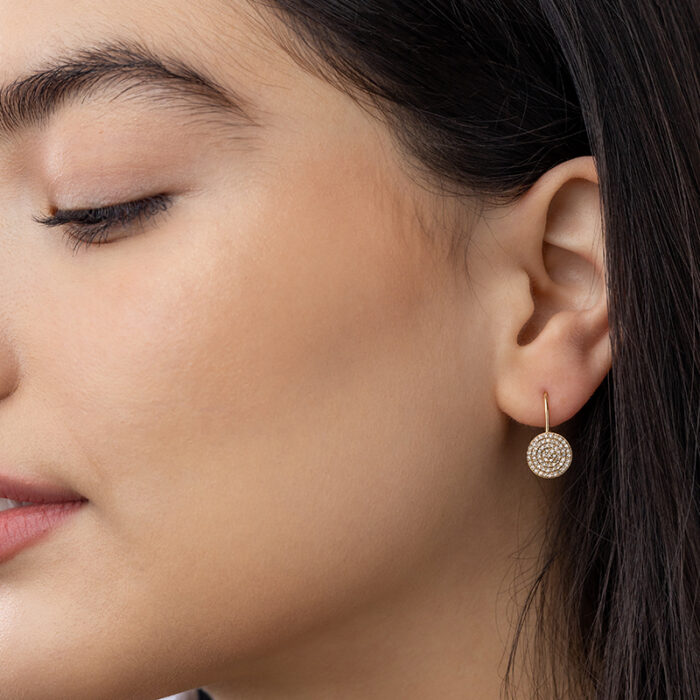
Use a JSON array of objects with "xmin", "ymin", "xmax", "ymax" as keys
[{"xmin": 204, "ymin": 434, "xmax": 562, "ymax": 700}]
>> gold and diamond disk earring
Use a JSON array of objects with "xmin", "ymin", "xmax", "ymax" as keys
[{"xmin": 526, "ymin": 391, "xmax": 573, "ymax": 478}]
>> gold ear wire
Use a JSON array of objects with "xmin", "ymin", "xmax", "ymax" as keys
[{"xmin": 526, "ymin": 391, "xmax": 573, "ymax": 478}]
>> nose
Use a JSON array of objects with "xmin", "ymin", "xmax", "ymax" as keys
[{"xmin": 0, "ymin": 330, "xmax": 20, "ymax": 401}]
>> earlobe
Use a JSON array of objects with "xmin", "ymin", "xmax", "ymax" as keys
[{"xmin": 492, "ymin": 155, "xmax": 612, "ymax": 432}]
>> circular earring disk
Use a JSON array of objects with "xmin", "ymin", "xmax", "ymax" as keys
[{"xmin": 526, "ymin": 431, "xmax": 572, "ymax": 478}]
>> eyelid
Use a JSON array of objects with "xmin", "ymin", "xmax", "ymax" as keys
[
  {"xmin": 35, "ymin": 193, "xmax": 172, "ymax": 225},
  {"xmin": 33, "ymin": 193, "xmax": 175, "ymax": 255}
]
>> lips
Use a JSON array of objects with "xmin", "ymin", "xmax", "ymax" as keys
[{"xmin": 0, "ymin": 472, "xmax": 86, "ymax": 504}]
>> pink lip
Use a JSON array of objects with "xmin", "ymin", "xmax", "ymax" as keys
[
  {"xmin": 0, "ymin": 472, "xmax": 86, "ymax": 504},
  {"xmin": 0, "ymin": 501, "xmax": 86, "ymax": 564}
]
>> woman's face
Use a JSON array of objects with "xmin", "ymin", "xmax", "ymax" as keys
[{"xmin": 0, "ymin": 1, "xmax": 550, "ymax": 698}]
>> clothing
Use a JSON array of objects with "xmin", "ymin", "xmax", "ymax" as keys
[{"xmin": 159, "ymin": 689, "xmax": 212, "ymax": 700}]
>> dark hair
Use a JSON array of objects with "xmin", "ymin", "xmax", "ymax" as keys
[{"xmin": 248, "ymin": 1, "xmax": 700, "ymax": 697}]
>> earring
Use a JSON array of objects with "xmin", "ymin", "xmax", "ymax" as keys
[{"xmin": 526, "ymin": 391, "xmax": 572, "ymax": 478}]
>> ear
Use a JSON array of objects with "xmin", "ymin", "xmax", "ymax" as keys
[{"xmin": 491, "ymin": 155, "xmax": 611, "ymax": 430}]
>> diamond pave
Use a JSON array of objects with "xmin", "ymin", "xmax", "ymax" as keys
[{"xmin": 526, "ymin": 431, "xmax": 572, "ymax": 478}]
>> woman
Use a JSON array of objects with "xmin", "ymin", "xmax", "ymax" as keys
[{"xmin": 0, "ymin": 1, "xmax": 697, "ymax": 698}]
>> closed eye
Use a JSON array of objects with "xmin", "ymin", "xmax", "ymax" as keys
[{"xmin": 34, "ymin": 193, "xmax": 174, "ymax": 255}]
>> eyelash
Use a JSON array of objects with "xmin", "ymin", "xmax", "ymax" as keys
[{"xmin": 34, "ymin": 194, "xmax": 173, "ymax": 255}]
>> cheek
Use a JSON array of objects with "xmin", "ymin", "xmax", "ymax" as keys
[
  {"xmin": 23, "ymin": 137, "xmax": 490, "ymax": 665},
  {"xmin": 44, "ymin": 138, "xmax": 441, "ymax": 502}
]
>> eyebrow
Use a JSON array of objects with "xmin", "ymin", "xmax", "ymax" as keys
[{"xmin": 0, "ymin": 38, "xmax": 264, "ymax": 138}]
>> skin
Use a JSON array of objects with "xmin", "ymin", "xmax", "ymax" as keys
[{"xmin": 0, "ymin": 1, "xmax": 611, "ymax": 699}]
